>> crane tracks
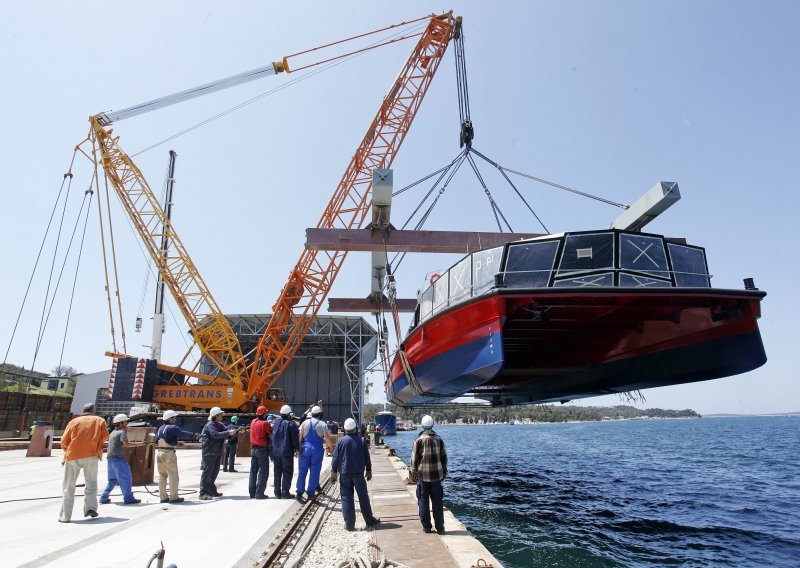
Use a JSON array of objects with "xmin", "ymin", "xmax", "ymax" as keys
[{"xmin": 255, "ymin": 474, "xmax": 339, "ymax": 568}]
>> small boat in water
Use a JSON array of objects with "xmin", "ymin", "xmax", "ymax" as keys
[
  {"xmin": 397, "ymin": 420, "xmax": 417, "ymax": 431},
  {"xmin": 387, "ymin": 228, "xmax": 766, "ymax": 406}
]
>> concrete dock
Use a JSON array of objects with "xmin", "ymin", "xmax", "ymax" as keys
[
  {"xmin": 0, "ymin": 442, "xmax": 501, "ymax": 567},
  {"xmin": 368, "ymin": 444, "xmax": 501, "ymax": 568},
  {"xmin": 0, "ymin": 447, "xmax": 321, "ymax": 567}
]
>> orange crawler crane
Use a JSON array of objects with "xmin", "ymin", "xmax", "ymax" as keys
[{"xmin": 86, "ymin": 13, "xmax": 460, "ymax": 411}]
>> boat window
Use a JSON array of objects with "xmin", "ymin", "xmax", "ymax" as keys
[
  {"xmin": 668, "ymin": 243, "xmax": 710, "ymax": 287},
  {"xmin": 504, "ymin": 240, "xmax": 559, "ymax": 287},
  {"xmin": 449, "ymin": 256, "xmax": 472, "ymax": 304},
  {"xmin": 553, "ymin": 273, "xmax": 614, "ymax": 287},
  {"xmin": 619, "ymin": 234, "xmax": 670, "ymax": 279},
  {"xmin": 419, "ymin": 285, "xmax": 434, "ymax": 321},
  {"xmin": 432, "ymin": 272, "xmax": 449, "ymax": 314},
  {"xmin": 473, "ymin": 246, "xmax": 503, "ymax": 295},
  {"xmin": 619, "ymin": 273, "xmax": 673, "ymax": 287},
  {"xmin": 558, "ymin": 233, "xmax": 614, "ymax": 276}
]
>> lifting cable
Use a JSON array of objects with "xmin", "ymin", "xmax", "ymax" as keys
[
  {"xmin": 366, "ymin": 17, "xmax": 630, "ymax": 392},
  {"xmin": 135, "ymin": 267, "xmax": 151, "ymax": 331},
  {"xmin": 454, "ymin": 21, "xmax": 474, "ymax": 150},
  {"xmin": 389, "ymin": 150, "xmax": 468, "ymax": 275},
  {"xmin": 380, "ymin": 234, "xmax": 423, "ymax": 397},
  {"xmin": 29, "ymin": 166, "xmax": 75, "ymax": 371},
  {"xmin": 81, "ymin": 137, "xmax": 196, "ymax": 362},
  {"xmin": 117, "ymin": 200, "xmax": 200, "ymax": 362},
  {"xmin": 131, "ymin": 20, "xmax": 429, "ymax": 158},
  {"xmin": 31, "ymin": 186, "xmax": 95, "ymax": 372},
  {"xmin": 469, "ymin": 147, "xmax": 551, "ymax": 233},
  {"xmin": 100, "ymin": 160, "xmax": 128, "ymax": 353},
  {"xmin": 2, "ymin": 150, "xmax": 79, "ymax": 369},
  {"xmin": 387, "ymin": 142, "xmax": 628, "ymax": 278},
  {"xmin": 403, "ymin": 151, "xmax": 468, "ymax": 230},
  {"xmin": 90, "ymin": 137, "xmax": 120, "ymax": 354},
  {"xmin": 55, "ymin": 189, "xmax": 95, "ymax": 374},
  {"xmin": 478, "ymin": 149, "xmax": 628, "ymax": 210},
  {"xmin": 465, "ymin": 152, "xmax": 513, "ymax": 233}
]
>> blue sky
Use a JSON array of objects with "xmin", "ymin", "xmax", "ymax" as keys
[{"xmin": 1, "ymin": 1, "xmax": 797, "ymax": 414}]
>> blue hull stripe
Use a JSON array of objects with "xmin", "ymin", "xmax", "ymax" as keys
[{"xmin": 390, "ymin": 331, "xmax": 504, "ymax": 404}]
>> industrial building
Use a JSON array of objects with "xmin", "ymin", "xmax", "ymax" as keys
[{"xmin": 196, "ymin": 314, "xmax": 378, "ymax": 422}]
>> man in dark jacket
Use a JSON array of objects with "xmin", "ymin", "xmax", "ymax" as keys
[
  {"xmin": 271, "ymin": 404, "xmax": 299, "ymax": 499},
  {"xmin": 199, "ymin": 407, "xmax": 235, "ymax": 500},
  {"xmin": 411, "ymin": 414, "xmax": 448, "ymax": 534},
  {"xmin": 249, "ymin": 406, "xmax": 272, "ymax": 499},
  {"xmin": 331, "ymin": 418, "xmax": 380, "ymax": 531}
]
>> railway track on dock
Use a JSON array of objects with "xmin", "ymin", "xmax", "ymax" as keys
[{"xmin": 256, "ymin": 473, "xmax": 339, "ymax": 567}]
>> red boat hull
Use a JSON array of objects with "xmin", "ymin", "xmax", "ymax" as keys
[{"xmin": 388, "ymin": 288, "xmax": 766, "ymax": 406}]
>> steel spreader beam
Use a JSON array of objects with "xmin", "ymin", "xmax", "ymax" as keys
[
  {"xmin": 306, "ymin": 228, "xmax": 546, "ymax": 253},
  {"xmin": 328, "ymin": 296, "xmax": 418, "ymax": 314}
]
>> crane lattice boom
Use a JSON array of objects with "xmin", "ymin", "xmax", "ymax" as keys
[
  {"xmin": 89, "ymin": 120, "xmax": 249, "ymax": 388},
  {"xmin": 247, "ymin": 13, "xmax": 458, "ymax": 397}
]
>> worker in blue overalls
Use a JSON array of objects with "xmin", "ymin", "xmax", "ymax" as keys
[{"xmin": 296, "ymin": 405, "xmax": 329, "ymax": 502}]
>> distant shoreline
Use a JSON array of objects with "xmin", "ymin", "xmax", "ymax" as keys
[
  {"xmin": 391, "ymin": 414, "xmax": 800, "ymax": 428},
  {"xmin": 704, "ymin": 413, "xmax": 800, "ymax": 418}
]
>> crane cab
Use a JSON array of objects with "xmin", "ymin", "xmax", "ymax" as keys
[{"xmin": 259, "ymin": 388, "xmax": 287, "ymax": 413}]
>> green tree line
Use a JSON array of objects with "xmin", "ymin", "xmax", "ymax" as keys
[{"xmin": 365, "ymin": 403, "xmax": 700, "ymax": 424}]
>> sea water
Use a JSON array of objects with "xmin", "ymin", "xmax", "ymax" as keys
[{"xmin": 388, "ymin": 416, "xmax": 800, "ymax": 567}]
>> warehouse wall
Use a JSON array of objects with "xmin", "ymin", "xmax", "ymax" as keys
[
  {"xmin": 71, "ymin": 370, "xmax": 111, "ymax": 414},
  {"xmin": 272, "ymin": 356, "xmax": 355, "ymax": 423}
]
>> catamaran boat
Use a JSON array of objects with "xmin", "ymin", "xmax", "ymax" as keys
[{"xmin": 386, "ymin": 226, "xmax": 766, "ymax": 406}]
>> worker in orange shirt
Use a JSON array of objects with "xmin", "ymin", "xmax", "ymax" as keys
[{"xmin": 58, "ymin": 403, "xmax": 109, "ymax": 523}]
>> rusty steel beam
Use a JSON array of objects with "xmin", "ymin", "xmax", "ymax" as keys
[
  {"xmin": 306, "ymin": 228, "xmax": 546, "ymax": 253},
  {"xmin": 329, "ymin": 296, "xmax": 418, "ymax": 314}
]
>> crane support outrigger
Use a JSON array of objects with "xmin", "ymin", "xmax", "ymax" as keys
[{"xmin": 90, "ymin": 12, "xmax": 459, "ymax": 411}]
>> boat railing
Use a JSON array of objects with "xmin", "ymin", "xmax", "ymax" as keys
[{"xmin": 417, "ymin": 230, "xmax": 713, "ymax": 325}]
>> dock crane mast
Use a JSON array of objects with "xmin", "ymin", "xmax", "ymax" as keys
[{"xmin": 90, "ymin": 12, "xmax": 459, "ymax": 411}]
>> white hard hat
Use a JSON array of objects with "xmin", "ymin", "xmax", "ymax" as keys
[
  {"xmin": 209, "ymin": 407, "xmax": 224, "ymax": 419},
  {"xmin": 163, "ymin": 410, "xmax": 179, "ymax": 421},
  {"xmin": 344, "ymin": 418, "xmax": 358, "ymax": 432},
  {"xmin": 311, "ymin": 405, "xmax": 322, "ymax": 416},
  {"xmin": 113, "ymin": 413, "xmax": 129, "ymax": 424},
  {"xmin": 280, "ymin": 404, "xmax": 292, "ymax": 415},
  {"xmin": 421, "ymin": 415, "xmax": 434, "ymax": 429}
]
